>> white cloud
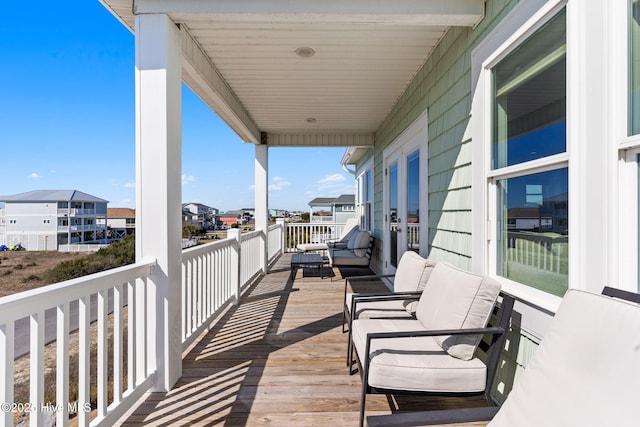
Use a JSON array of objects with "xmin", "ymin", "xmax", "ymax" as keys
[
  {"xmin": 269, "ymin": 176, "xmax": 292, "ymax": 191},
  {"xmin": 28, "ymin": 173, "xmax": 43, "ymax": 179},
  {"xmin": 123, "ymin": 181, "xmax": 135, "ymax": 188},
  {"xmin": 182, "ymin": 174, "xmax": 195, "ymax": 185},
  {"xmin": 316, "ymin": 173, "xmax": 352, "ymax": 194}
]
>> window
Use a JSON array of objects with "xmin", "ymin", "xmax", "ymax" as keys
[
  {"xmin": 357, "ymin": 164, "xmax": 373, "ymax": 231},
  {"xmin": 491, "ymin": 9, "xmax": 568, "ymax": 296},
  {"xmin": 631, "ymin": 0, "xmax": 640, "ymax": 135}
]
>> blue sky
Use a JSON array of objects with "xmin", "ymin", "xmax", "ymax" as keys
[{"xmin": 0, "ymin": 1, "xmax": 354, "ymax": 212}]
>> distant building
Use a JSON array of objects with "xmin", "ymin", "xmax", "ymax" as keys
[
  {"xmin": 182, "ymin": 202, "xmax": 218, "ymax": 229},
  {"xmin": 269, "ymin": 208, "xmax": 289, "ymax": 219},
  {"xmin": 101, "ymin": 208, "xmax": 136, "ymax": 240},
  {"xmin": 308, "ymin": 194, "xmax": 355, "ymax": 223},
  {"xmin": 0, "ymin": 190, "xmax": 108, "ymax": 250}
]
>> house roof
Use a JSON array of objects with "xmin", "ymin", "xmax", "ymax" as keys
[
  {"xmin": 308, "ymin": 194, "xmax": 354, "ymax": 207},
  {"xmin": 182, "ymin": 202, "xmax": 216, "ymax": 210},
  {"xmin": 100, "ymin": 0, "xmax": 484, "ymax": 146},
  {"xmin": 308, "ymin": 197, "xmax": 336, "ymax": 207},
  {"xmin": 108, "ymin": 208, "xmax": 136, "ymax": 218},
  {"xmin": 0, "ymin": 190, "xmax": 108, "ymax": 203},
  {"xmin": 332, "ymin": 194, "xmax": 355, "ymax": 205}
]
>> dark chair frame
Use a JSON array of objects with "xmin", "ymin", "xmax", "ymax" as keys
[
  {"xmin": 328, "ymin": 235, "xmax": 374, "ymax": 281},
  {"xmin": 354, "ymin": 291, "xmax": 515, "ymax": 427},
  {"xmin": 365, "ymin": 287, "xmax": 640, "ymax": 426}
]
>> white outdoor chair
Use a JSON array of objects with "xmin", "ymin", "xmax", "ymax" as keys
[
  {"xmin": 343, "ymin": 252, "xmax": 436, "ymax": 369},
  {"xmin": 351, "ymin": 262, "xmax": 511, "ymax": 427},
  {"xmin": 366, "ymin": 286, "xmax": 640, "ymax": 427}
]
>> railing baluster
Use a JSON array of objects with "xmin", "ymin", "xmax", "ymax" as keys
[
  {"xmin": 1, "ymin": 322, "xmax": 14, "ymax": 427},
  {"xmin": 97, "ymin": 290, "xmax": 107, "ymax": 418},
  {"xmin": 113, "ymin": 283, "xmax": 123, "ymax": 404},
  {"xmin": 78, "ymin": 296, "xmax": 90, "ymax": 427},
  {"xmin": 30, "ymin": 311, "xmax": 44, "ymax": 427},
  {"xmin": 56, "ymin": 303, "xmax": 70, "ymax": 427},
  {"xmin": 127, "ymin": 280, "xmax": 136, "ymax": 392},
  {"xmin": 135, "ymin": 278, "xmax": 147, "ymax": 382}
]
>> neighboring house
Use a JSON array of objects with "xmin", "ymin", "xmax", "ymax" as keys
[
  {"xmin": 268, "ymin": 208, "xmax": 288, "ymax": 219},
  {"xmin": 182, "ymin": 202, "xmax": 218, "ymax": 229},
  {"xmin": 101, "ymin": 207, "xmax": 136, "ymax": 240},
  {"xmin": 0, "ymin": 190, "xmax": 108, "ymax": 250},
  {"xmin": 308, "ymin": 195, "xmax": 355, "ymax": 223},
  {"xmin": 218, "ymin": 214, "xmax": 242, "ymax": 227}
]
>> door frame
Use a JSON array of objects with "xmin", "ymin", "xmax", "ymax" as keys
[{"xmin": 382, "ymin": 111, "xmax": 429, "ymax": 274}]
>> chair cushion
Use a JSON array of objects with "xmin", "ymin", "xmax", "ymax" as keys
[
  {"xmin": 352, "ymin": 318, "xmax": 487, "ymax": 393},
  {"xmin": 346, "ymin": 229, "xmax": 361, "ymax": 250},
  {"xmin": 346, "ymin": 293, "xmax": 415, "ymax": 320},
  {"xmin": 296, "ymin": 242, "xmax": 328, "ymax": 252},
  {"xmin": 393, "ymin": 252, "xmax": 428, "ymax": 293},
  {"xmin": 352, "ymin": 231, "xmax": 371, "ymax": 257},
  {"xmin": 397, "ymin": 257, "xmax": 437, "ymax": 314},
  {"xmin": 488, "ymin": 289, "xmax": 640, "ymax": 427},
  {"xmin": 330, "ymin": 249, "xmax": 370, "ymax": 266},
  {"xmin": 415, "ymin": 262, "xmax": 501, "ymax": 360}
]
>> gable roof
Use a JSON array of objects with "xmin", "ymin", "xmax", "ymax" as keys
[
  {"xmin": 308, "ymin": 194, "xmax": 355, "ymax": 207},
  {"xmin": 108, "ymin": 208, "xmax": 136, "ymax": 218},
  {"xmin": 0, "ymin": 190, "xmax": 108, "ymax": 203}
]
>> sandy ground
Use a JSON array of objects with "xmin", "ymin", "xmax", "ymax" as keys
[{"xmin": 0, "ymin": 251, "xmax": 90, "ymax": 297}]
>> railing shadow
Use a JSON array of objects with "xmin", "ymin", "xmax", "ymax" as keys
[{"xmin": 122, "ymin": 256, "xmax": 358, "ymax": 426}]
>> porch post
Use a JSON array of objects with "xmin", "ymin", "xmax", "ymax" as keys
[
  {"xmin": 255, "ymin": 144, "xmax": 269, "ymax": 273},
  {"xmin": 135, "ymin": 13, "xmax": 182, "ymax": 391}
]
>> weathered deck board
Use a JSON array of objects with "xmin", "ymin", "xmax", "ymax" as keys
[{"xmin": 117, "ymin": 254, "xmax": 489, "ymax": 426}]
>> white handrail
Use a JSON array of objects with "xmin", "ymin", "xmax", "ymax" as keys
[
  {"xmin": 0, "ymin": 261, "xmax": 155, "ymax": 427},
  {"xmin": 0, "ymin": 224, "xmax": 290, "ymax": 427}
]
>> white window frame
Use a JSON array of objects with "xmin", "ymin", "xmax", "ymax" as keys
[
  {"xmin": 616, "ymin": 0, "xmax": 640, "ymax": 293},
  {"xmin": 356, "ymin": 157, "xmax": 374, "ymax": 232},
  {"xmin": 472, "ymin": 0, "xmax": 568, "ymax": 322}
]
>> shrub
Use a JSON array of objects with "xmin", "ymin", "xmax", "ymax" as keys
[
  {"xmin": 21, "ymin": 274, "xmax": 40, "ymax": 283},
  {"xmin": 43, "ymin": 235, "xmax": 135, "ymax": 283}
]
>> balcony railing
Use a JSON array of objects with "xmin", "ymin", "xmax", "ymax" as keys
[
  {"xmin": 284, "ymin": 222, "xmax": 348, "ymax": 252},
  {"xmin": 0, "ymin": 225, "xmax": 286, "ymax": 427}
]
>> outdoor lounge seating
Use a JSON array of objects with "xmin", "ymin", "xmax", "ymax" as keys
[
  {"xmin": 343, "ymin": 252, "xmax": 436, "ymax": 333},
  {"xmin": 296, "ymin": 217, "xmax": 359, "ymax": 252},
  {"xmin": 351, "ymin": 262, "xmax": 513, "ymax": 427},
  {"xmin": 366, "ymin": 286, "xmax": 640, "ymax": 426},
  {"xmin": 328, "ymin": 229, "xmax": 373, "ymax": 269},
  {"xmin": 343, "ymin": 252, "xmax": 436, "ymax": 368}
]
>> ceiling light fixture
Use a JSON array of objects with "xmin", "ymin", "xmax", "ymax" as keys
[{"xmin": 295, "ymin": 47, "xmax": 315, "ymax": 58}]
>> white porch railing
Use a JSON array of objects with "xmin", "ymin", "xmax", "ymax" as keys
[
  {"xmin": 0, "ymin": 227, "xmax": 286, "ymax": 427},
  {"xmin": 0, "ymin": 261, "xmax": 156, "ymax": 427},
  {"xmin": 284, "ymin": 222, "xmax": 347, "ymax": 252}
]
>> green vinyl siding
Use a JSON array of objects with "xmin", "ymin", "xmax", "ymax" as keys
[{"xmin": 364, "ymin": 0, "xmax": 518, "ymax": 273}]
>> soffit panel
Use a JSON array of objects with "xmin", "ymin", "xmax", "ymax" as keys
[{"xmin": 100, "ymin": 1, "xmax": 484, "ymax": 140}]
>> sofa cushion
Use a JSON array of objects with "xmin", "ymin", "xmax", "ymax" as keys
[
  {"xmin": 352, "ymin": 231, "xmax": 371, "ymax": 257},
  {"xmin": 330, "ymin": 249, "xmax": 370, "ymax": 266},
  {"xmin": 488, "ymin": 290, "xmax": 640, "ymax": 427},
  {"xmin": 393, "ymin": 252, "xmax": 428, "ymax": 293},
  {"xmin": 415, "ymin": 262, "xmax": 501, "ymax": 361},
  {"xmin": 346, "ymin": 293, "xmax": 415, "ymax": 320},
  {"xmin": 346, "ymin": 229, "xmax": 360, "ymax": 250},
  {"xmin": 352, "ymin": 318, "xmax": 487, "ymax": 393}
]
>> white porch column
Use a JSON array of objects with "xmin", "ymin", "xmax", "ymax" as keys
[
  {"xmin": 255, "ymin": 144, "xmax": 268, "ymax": 273},
  {"xmin": 135, "ymin": 13, "xmax": 182, "ymax": 391}
]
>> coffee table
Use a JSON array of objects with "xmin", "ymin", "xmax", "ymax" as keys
[{"xmin": 290, "ymin": 253, "xmax": 324, "ymax": 279}]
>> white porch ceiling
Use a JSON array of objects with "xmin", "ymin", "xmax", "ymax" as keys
[{"xmin": 100, "ymin": 0, "xmax": 484, "ymax": 146}]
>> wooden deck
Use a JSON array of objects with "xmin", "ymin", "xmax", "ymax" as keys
[{"xmin": 117, "ymin": 254, "xmax": 489, "ymax": 426}]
